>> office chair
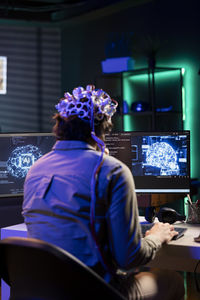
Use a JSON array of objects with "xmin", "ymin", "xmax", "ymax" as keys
[{"xmin": 0, "ymin": 237, "xmax": 126, "ymax": 300}]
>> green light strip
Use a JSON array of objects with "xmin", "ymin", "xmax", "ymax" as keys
[
  {"xmin": 123, "ymin": 115, "xmax": 132, "ymax": 131},
  {"xmin": 181, "ymin": 68, "xmax": 185, "ymax": 76},
  {"xmin": 181, "ymin": 68, "xmax": 186, "ymax": 121},
  {"xmin": 184, "ymin": 197, "xmax": 188, "ymax": 217},
  {"xmin": 182, "ymin": 86, "xmax": 186, "ymax": 121},
  {"xmin": 175, "ymin": 64, "xmax": 196, "ymax": 179},
  {"xmin": 126, "ymin": 70, "xmax": 180, "ymax": 82}
]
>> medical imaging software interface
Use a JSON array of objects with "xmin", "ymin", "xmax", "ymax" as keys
[
  {"xmin": 0, "ymin": 133, "xmax": 55, "ymax": 197},
  {"xmin": 105, "ymin": 131, "xmax": 190, "ymax": 193}
]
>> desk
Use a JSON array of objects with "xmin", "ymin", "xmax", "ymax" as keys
[
  {"xmin": 140, "ymin": 217, "xmax": 200, "ymax": 273},
  {"xmin": 1, "ymin": 220, "xmax": 200, "ymax": 300}
]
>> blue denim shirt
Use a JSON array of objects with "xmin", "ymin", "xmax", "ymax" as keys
[{"xmin": 22, "ymin": 140, "xmax": 161, "ymax": 279}]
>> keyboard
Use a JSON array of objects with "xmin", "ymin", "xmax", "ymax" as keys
[{"xmin": 141, "ymin": 223, "xmax": 187, "ymax": 240}]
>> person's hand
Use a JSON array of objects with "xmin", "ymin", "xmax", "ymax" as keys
[
  {"xmin": 104, "ymin": 147, "xmax": 109, "ymax": 155},
  {"xmin": 145, "ymin": 222, "xmax": 178, "ymax": 243}
]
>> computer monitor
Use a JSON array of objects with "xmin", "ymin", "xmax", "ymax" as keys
[
  {"xmin": 0, "ymin": 133, "xmax": 56, "ymax": 198},
  {"xmin": 105, "ymin": 131, "xmax": 190, "ymax": 194}
]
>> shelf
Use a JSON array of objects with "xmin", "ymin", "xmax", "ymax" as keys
[
  {"xmin": 123, "ymin": 111, "xmax": 181, "ymax": 116},
  {"xmin": 156, "ymin": 111, "xmax": 182, "ymax": 115},
  {"xmin": 96, "ymin": 66, "xmax": 183, "ymax": 131},
  {"xmin": 122, "ymin": 67, "xmax": 182, "ymax": 77}
]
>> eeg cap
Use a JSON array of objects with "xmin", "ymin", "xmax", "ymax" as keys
[{"xmin": 55, "ymin": 85, "xmax": 118, "ymax": 122}]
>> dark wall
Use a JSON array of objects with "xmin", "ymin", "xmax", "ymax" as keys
[
  {"xmin": 0, "ymin": 23, "xmax": 62, "ymax": 227},
  {"xmin": 60, "ymin": 0, "xmax": 200, "ymax": 87},
  {"xmin": 0, "ymin": 24, "xmax": 62, "ymax": 133}
]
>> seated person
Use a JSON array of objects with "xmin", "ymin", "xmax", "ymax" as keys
[{"xmin": 22, "ymin": 85, "xmax": 185, "ymax": 300}]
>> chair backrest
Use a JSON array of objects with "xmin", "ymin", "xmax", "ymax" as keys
[{"xmin": 0, "ymin": 237, "xmax": 126, "ymax": 300}]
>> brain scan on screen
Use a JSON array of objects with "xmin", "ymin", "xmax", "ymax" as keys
[
  {"xmin": 146, "ymin": 142, "xmax": 179, "ymax": 175},
  {"xmin": 7, "ymin": 145, "xmax": 42, "ymax": 178}
]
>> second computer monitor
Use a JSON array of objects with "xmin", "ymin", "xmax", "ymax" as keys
[
  {"xmin": 0, "ymin": 133, "xmax": 56, "ymax": 198},
  {"xmin": 105, "ymin": 131, "xmax": 190, "ymax": 194}
]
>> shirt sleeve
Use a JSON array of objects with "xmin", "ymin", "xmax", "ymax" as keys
[{"xmin": 105, "ymin": 163, "xmax": 162, "ymax": 271}]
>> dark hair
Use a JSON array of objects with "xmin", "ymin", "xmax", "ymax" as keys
[{"xmin": 53, "ymin": 114, "xmax": 113, "ymax": 145}]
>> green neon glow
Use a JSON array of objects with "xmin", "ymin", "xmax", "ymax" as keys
[
  {"xmin": 123, "ymin": 69, "xmax": 181, "ymax": 132},
  {"xmin": 181, "ymin": 68, "xmax": 185, "ymax": 75},
  {"xmin": 184, "ymin": 197, "xmax": 189, "ymax": 217},
  {"xmin": 182, "ymin": 67, "xmax": 194, "ymax": 131},
  {"xmin": 123, "ymin": 73, "xmax": 133, "ymax": 107},
  {"xmin": 127, "ymin": 73, "xmax": 149, "ymax": 81},
  {"xmin": 125, "ymin": 70, "xmax": 180, "ymax": 82},
  {"xmin": 182, "ymin": 86, "xmax": 186, "ymax": 121},
  {"xmin": 123, "ymin": 115, "xmax": 134, "ymax": 131},
  {"xmin": 163, "ymin": 63, "xmax": 196, "ymax": 179},
  {"xmin": 182, "ymin": 65, "xmax": 196, "ymax": 179},
  {"xmin": 123, "ymin": 73, "xmax": 138, "ymax": 131},
  {"xmin": 181, "ymin": 68, "xmax": 186, "ymax": 122}
]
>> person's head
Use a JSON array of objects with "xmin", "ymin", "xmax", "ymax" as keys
[{"xmin": 53, "ymin": 85, "xmax": 118, "ymax": 147}]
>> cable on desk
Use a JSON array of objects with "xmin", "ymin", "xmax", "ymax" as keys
[{"xmin": 194, "ymin": 260, "xmax": 200, "ymax": 292}]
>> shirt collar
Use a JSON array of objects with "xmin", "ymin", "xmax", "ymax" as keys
[{"xmin": 52, "ymin": 140, "xmax": 96, "ymax": 151}]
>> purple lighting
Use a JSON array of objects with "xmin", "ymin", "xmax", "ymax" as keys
[{"xmin": 101, "ymin": 56, "xmax": 135, "ymax": 73}]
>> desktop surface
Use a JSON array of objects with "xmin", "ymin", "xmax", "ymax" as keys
[{"xmin": 1, "ymin": 218, "xmax": 199, "ymax": 257}]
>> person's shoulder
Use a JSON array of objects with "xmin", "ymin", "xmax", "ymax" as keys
[
  {"xmin": 103, "ymin": 153, "xmax": 123, "ymax": 165},
  {"xmin": 103, "ymin": 154, "xmax": 131, "ymax": 173},
  {"xmin": 102, "ymin": 154, "xmax": 134, "ymax": 187},
  {"xmin": 26, "ymin": 150, "xmax": 53, "ymax": 175}
]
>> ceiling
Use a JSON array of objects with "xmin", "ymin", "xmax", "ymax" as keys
[{"xmin": 0, "ymin": 0, "xmax": 153, "ymax": 23}]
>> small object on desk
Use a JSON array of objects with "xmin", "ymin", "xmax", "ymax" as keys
[
  {"xmin": 145, "ymin": 207, "xmax": 186, "ymax": 224},
  {"xmin": 195, "ymin": 199, "xmax": 200, "ymax": 208},
  {"xmin": 187, "ymin": 194, "xmax": 193, "ymax": 205},
  {"xmin": 140, "ymin": 223, "xmax": 187, "ymax": 240},
  {"xmin": 186, "ymin": 194, "xmax": 200, "ymax": 224},
  {"xmin": 172, "ymin": 227, "xmax": 187, "ymax": 240},
  {"xmin": 194, "ymin": 234, "xmax": 200, "ymax": 243},
  {"xmin": 157, "ymin": 207, "xmax": 186, "ymax": 224},
  {"xmin": 186, "ymin": 202, "xmax": 200, "ymax": 224}
]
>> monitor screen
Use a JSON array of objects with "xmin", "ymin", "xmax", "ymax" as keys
[
  {"xmin": 0, "ymin": 133, "xmax": 56, "ymax": 198},
  {"xmin": 105, "ymin": 131, "xmax": 190, "ymax": 194}
]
